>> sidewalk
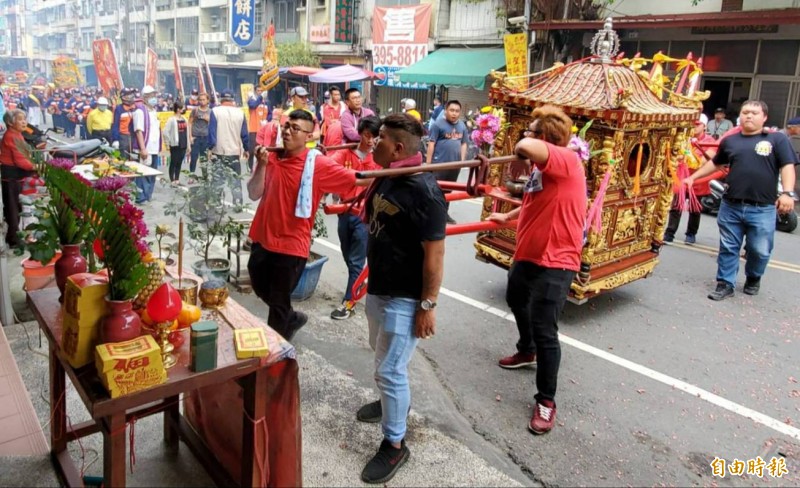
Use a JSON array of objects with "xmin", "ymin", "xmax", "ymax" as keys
[{"xmin": 0, "ymin": 168, "xmax": 530, "ymax": 486}]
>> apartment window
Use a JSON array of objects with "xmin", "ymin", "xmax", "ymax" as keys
[
  {"xmin": 255, "ymin": 1, "xmax": 265, "ymax": 38},
  {"xmin": 704, "ymin": 40, "xmax": 757, "ymax": 73},
  {"xmin": 758, "ymin": 40, "xmax": 800, "ymax": 76},
  {"xmin": 669, "ymin": 41, "xmax": 703, "ymax": 59},
  {"xmin": 276, "ymin": 0, "xmax": 298, "ymax": 33}
]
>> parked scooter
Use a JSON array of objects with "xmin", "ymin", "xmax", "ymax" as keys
[
  {"xmin": 708, "ymin": 179, "xmax": 798, "ymax": 233},
  {"xmin": 48, "ymin": 138, "xmax": 113, "ymax": 163}
]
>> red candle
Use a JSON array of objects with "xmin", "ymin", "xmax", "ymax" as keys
[{"xmin": 146, "ymin": 283, "xmax": 183, "ymax": 323}]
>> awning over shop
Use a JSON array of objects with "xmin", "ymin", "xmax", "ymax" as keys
[{"xmin": 396, "ymin": 48, "xmax": 505, "ymax": 91}]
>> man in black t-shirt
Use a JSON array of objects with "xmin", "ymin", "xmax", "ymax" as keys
[
  {"xmin": 357, "ymin": 114, "xmax": 447, "ymax": 484},
  {"xmin": 686, "ymin": 100, "xmax": 797, "ymax": 300}
]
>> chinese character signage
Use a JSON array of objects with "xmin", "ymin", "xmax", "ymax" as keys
[
  {"xmin": 92, "ymin": 39, "xmax": 124, "ymax": 96},
  {"xmin": 334, "ymin": 0, "xmax": 354, "ymax": 43},
  {"xmin": 310, "ymin": 24, "xmax": 331, "ymax": 44},
  {"xmin": 145, "ymin": 48, "xmax": 158, "ymax": 89},
  {"xmin": 230, "ymin": 0, "xmax": 255, "ymax": 47},
  {"xmin": 503, "ymin": 33, "xmax": 528, "ymax": 90},
  {"xmin": 372, "ymin": 4, "xmax": 432, "ymax": 89}
]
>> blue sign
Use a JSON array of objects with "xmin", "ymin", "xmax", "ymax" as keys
[
  {"xmin": 373, "ymin": 66, "xmax": 428, "ymax": 90},
  {"xmin": 230, "ymin": 0, "xmax": 256, "ymax": 47}
]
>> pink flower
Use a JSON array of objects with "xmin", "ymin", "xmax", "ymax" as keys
[
  {"xmin": 49, "ymin": 158, "xmax": 76, "ymax": 170},
  {"xmin": 471, "ymin": 129, "xmax": 484, "ymax": 145},
  {"xmin": 93, "ymin": 176, "xmax": 128, "ymax": 192}
]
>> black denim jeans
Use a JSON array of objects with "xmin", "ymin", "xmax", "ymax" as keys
[
  {"xmin": 247, "ymin": 243, "xmax": 307, "ymax": 338},
  {"xmin": 168, "ymin": 146, "xmax": 187, "ymax": 182},
  {"xmin": 506, "ymin": 261, "xmax": 575, "ymax": 403}
]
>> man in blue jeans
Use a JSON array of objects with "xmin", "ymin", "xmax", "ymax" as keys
[
  {"xmin": 133, "ymin": 86, "xmax": 162, "ymax": 204},
  {"xmin": 329, "ymin": 116, "xmax": 381, "ymax": 320},
  {"xmin": 685, "ymin": 100, "xmax": 797, "ymax": 300},
  {"xmin": 358, "ymin": 113, "xmax": 447, "ymax": 483}
]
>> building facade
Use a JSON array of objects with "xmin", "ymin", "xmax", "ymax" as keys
[{"xmin": 532, "ymin": 0, "xmax": 800, "ymax": 127}]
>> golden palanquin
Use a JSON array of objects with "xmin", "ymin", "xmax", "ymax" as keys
[{"xmin": 475, "ymin": 48, "xmax": 705, "ymax": 303}]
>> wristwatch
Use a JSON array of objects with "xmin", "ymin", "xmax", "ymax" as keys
[
  {"xmin": 419, "ymin": 299, "xmax": 437, "ymax": 311},
  {"xmin": 781, "ymin": 191, "xmax": 798, "ymax": 201}
]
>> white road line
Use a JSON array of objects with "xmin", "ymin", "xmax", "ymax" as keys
[{"xmin": 315, "ymin": 236, "xmax": 800, "ymax": 442}]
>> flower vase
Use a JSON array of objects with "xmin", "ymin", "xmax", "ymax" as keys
[
  {"xmin": 55, "ymin": 243, "xmax": 88, "ymax": 301},
  {"xmin": 100, "ymin": 298, "xmax": 142, "ymax": 344}
]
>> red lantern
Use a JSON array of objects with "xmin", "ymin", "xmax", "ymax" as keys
[{"xmin": 146, "ymin": 283, "xmax": 183, "ymax": 323}]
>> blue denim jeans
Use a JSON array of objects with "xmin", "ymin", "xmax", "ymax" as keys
[
  {"xmin": 337, "ymin": 214, "xmax": 368, "ymax": 301},
  {"xmin": 366, "ymin": 294, "xmax": 419, "ymax": 444},
  {"xmin": 716, "ymin": 200, "xmax": 776, "ymax": 286},
  {"xmin": 135, "ymin": 155, "xmax": 160, "ymax": 203},
  {"xmin": 190, "ymin": 135, "xmax": 208, "ymax": 173}
]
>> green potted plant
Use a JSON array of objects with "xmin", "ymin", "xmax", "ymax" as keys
[
  {"xmin": 165, "ymin": 163, "xmax": 246, "ymax": 281},
  {"xmin": 22, "ymin": 157, "xmax": 94, "ymax": 298},
  {"xmin": 35, "ymin": 164, "xmax": 150, "ymax": 343},
  {"xmin": 290, "ymin": 203, "xmax": 330, "ymax": 301}
]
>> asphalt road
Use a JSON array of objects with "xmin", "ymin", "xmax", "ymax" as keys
[{"xmin": 313, "ymin": 188, "xmax": 800, "ymax": 487}]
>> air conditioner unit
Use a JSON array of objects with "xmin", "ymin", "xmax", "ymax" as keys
[{"xmin": 224, "ymin": 44, "xmax": 240, "ymax": 55}]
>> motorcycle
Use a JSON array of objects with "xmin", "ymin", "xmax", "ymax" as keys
[
  {"xmin": 48, "ymin": 137, "xmax": 113, "ymax": 163},
  {"xmin": 708, "ymin": 179, "xmax": 798, "ymax": 233}
]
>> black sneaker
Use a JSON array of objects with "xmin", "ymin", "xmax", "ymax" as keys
[
  {"xmin": 285, "ymin": 311, "xmax": 308, "ymax": 340},
  {"xmin": 357, "ymin": 400, "xmax": 382, "ymax": 423},
  {"xmin": 361, "ymin": 439, "xmax": 409, "ymax": 484},
  {"xmin": 708, "ymin": 282, "xmax": 734, "ymax": 301},
  {"xmin": 663, "ymin": 233, "xmax": 674, "ymax": 243},
  {"xmin": 330, "ymin": 302, "xmax": 354, "ymax": 320},
  {"xmin": 743, "ymin": 277, "xmax": 761, "ymax": 296},
  {"xmin": 446, "ymin": 214, "xmax": 457, "ymax": 225},
  {"xmin": 684, "ymin": 234, "xmax": 696, "ymax": 244}
]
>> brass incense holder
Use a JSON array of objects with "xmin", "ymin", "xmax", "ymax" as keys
[
  {"xmin": 199, "ymin": 285, "xmax": 229, "ymax": 310},
  {"xmin": 170, "ymin": 277, "xmax": 199, "ymax": 306}
]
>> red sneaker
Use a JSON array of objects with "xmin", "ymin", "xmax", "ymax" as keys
[
  {"xmin": 528, "ymin": 400, "xmax": 556, "ymax": 435},
  {"xmin": 498, "ymin": 352, "xmax": 537, "ymax": 369}
]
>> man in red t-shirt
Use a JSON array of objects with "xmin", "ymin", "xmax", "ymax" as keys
[
  {"xmin": 664, "ymin": 113, "xmax": 718, "ymax": 244},
  {"xmin": 247, "ymin": 110, "xmax": 358, "ymax": 339},
  {"xmin": 329, "ymin": 115, "xmax": 381, "ymax": 320},
  {"xmin": 321, "ymin": 85, "xmax": 345, "ymax": 146},
  {"xmin": 487, "ymin": 105, "xmax": 587, "ymax": 435}
]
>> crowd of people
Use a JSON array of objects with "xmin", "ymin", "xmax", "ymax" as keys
[{"xmin": 1, "ymin": 66, "xmax": 798, "ymax": 482}]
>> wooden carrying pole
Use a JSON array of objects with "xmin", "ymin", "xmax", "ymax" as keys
[{"xmin": 355, "ymin": 155, "xmax": 520, "ymax": 179}]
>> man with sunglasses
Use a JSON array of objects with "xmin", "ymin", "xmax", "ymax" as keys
[{"xmin": 247, "ymin": 110, "xmax": 359, "ymax": 340}]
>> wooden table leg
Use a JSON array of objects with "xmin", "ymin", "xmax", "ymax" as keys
[
  {"xmin": 48, "ymin": 344, "xmax": 83, "ymax": 487},
  {"xmin": 163, "ymin": 395, "xmax": 180, "ymax": 451},
  {"xmin": 241, "ymin": 368, "xmax": 268, "ymax": 488},
  {"xmin": 48, "ymin": 344, "xmax": 67, "ymax": 453},
  {"xmin": 103, "ymin": 412, "xmax": 127, "ymax": 488}
]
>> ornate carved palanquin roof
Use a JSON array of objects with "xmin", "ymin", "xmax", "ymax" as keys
[{"xmin": 490, "ymin": 60, "xmax": 699, "ymax": 127}]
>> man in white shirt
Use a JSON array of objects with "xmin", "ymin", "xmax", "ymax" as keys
[
  {"xmin": 133, "ymin": 85, "xmax": 162, "ymax": 204},
  {"xmin": 208, "ymin": 89, "xmax": 248, "ymax": 205}
]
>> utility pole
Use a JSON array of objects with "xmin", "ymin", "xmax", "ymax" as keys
[{"xmin": 524, "ymin": 0, "xmax": 531, "ymax": 75}]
